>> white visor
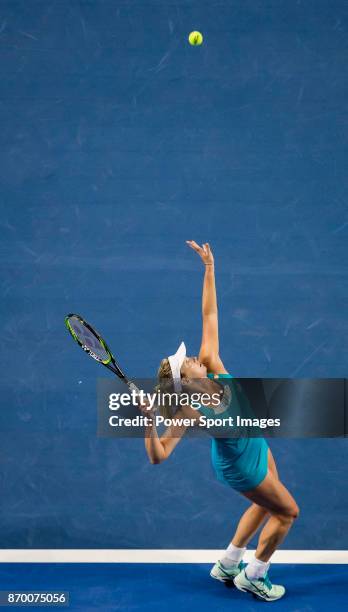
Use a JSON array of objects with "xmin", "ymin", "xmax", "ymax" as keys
[{"xmin": 168, "ymin": 341, "xmax": 186, "ymax": 393}]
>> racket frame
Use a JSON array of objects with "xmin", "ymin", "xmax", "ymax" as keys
[{"xmin": 65, "ymin": 313, "xmax": 133, "ymax": 386}]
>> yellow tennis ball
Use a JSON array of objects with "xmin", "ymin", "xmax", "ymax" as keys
[{"xmin": 188, "ymin": 31, "xmax": 203, "ymax": 46}]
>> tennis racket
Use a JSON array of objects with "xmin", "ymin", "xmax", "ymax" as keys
[{"xmin": 65, "ymin": 313, "xmax": 141, "ymax": 395}]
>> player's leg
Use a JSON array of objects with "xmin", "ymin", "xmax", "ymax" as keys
[
  {"xmin": 267, "ymin": 447, "xmax": 279, "ymax": 479},
  {"xmin": 229, "ymin": 448, "xmax": 279, "ymax": 548},
  {"xmin": 211, "ymin": 449, "xmax": 277, "ymax": 583},
  {"xmin": 234, "ymin": 472, "xmax": 299, "ymax": 601},
  {"xmin": 246, "ymin": 473, "xmax": 299, "ymax": 560},
  {"xmin": 211, "ymin": 503, "xmax": 268, "ymax": 583}
]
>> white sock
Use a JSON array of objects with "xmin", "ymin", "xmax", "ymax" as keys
[
  {"xmin": 245, "ymin": 555, "xmax": 270, "ymax": 580},
  {"xmin": 220, "ymin": 543, "xmax": 246, "ymax": 568}
]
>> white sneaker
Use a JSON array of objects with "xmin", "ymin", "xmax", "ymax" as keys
[
  {"xmin": 234, "ymin": 568, "xmax": 286, "ymax": 601},
  {"xmin": 210, "ymin": 560, "xmax": 247, "ymax": 584}
]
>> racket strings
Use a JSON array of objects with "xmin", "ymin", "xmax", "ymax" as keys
[{"xmin": 69, "ymin": 317, "xmax": 110, "ymax": 362}]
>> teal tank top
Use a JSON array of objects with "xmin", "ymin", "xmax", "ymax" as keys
[
  {"xmin": 200, "ymin": 374, "xmax": 269, "ymax": 492},
  {"xmin": 197, "ymin": 372, "xmax": 257, "ymax": 438}
]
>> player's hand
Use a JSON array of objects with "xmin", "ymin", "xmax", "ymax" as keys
[
  {"xmin": 186, "ymin": 241, "xmax": 214, "ymax": 266},
  {"xmin": 136, "ymin": 396, "xmax": 156, "ymax": 418}
]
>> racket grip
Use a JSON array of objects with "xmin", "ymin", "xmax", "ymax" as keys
[
  {"xmin": 128, "ymin": 381, "xmax": 142, "ymax": 395},
  {"xmin": 127, "ymin": 381, "xmax": 157, "ymax": 415}
]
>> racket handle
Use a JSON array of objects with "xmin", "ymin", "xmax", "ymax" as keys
[
  {"xmin": 127, "ymin": 381, "xmax": 142, "ymax": 395},
  {"xmin": 127, "ymin": 381, "xmax": 157, "ymax": 415}
]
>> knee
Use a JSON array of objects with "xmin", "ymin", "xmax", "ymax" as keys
[
  {"xmin": 278, "ymin": 502, "xmax": 300, "ymax": 522},
  {"xmin": 293, "ymin": 502, "xmax": 300, "ymax": 520}
]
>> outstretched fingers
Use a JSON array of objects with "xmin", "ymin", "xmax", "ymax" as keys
[{"xmin": 186, "ymin": 240, "xmax": 203, "ymax": 254}]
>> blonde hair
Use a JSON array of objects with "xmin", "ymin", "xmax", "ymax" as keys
[
  {"xmin": 157, "ymin": 357, "xmax": 173, "ymax": 381},
  {"xmin": 156, "ymin": 357, "xmax": 183, "ymax": 419}
]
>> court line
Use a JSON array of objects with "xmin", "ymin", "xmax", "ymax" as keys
[{"xmin": 0, "ymin": 550, "xmax": 347, "ymax": 564}]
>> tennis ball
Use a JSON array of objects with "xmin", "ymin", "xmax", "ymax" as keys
[{"xmin": 188, "ymin": 31, "xmax": 203, "ymax": 46}]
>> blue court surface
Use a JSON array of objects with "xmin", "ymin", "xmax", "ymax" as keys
[
  {"xmin": 1, "ymin": 562, "xmax": 348, "ymax": 611},
  {"xmin": 1, "ymin": 0, "xmax": 348, "ymax": 610}
]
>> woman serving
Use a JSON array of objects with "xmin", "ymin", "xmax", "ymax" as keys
[{"xmin": 142, "ymin": 241, "xmax": 299, "ymax": 602}]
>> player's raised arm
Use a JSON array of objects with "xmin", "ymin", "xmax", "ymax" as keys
[{"xmin": 186, "ymin": 241, "xmax": 228, "ymax": 375}]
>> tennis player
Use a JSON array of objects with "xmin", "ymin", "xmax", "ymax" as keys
[{"xmin": 142, "ymin": 241, "xmax": 299, "ymax": 602}]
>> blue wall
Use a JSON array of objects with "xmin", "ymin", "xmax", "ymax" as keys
[{"xmin": 1, "ymin": 0, "xmax": 347, "ymax": 548}]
